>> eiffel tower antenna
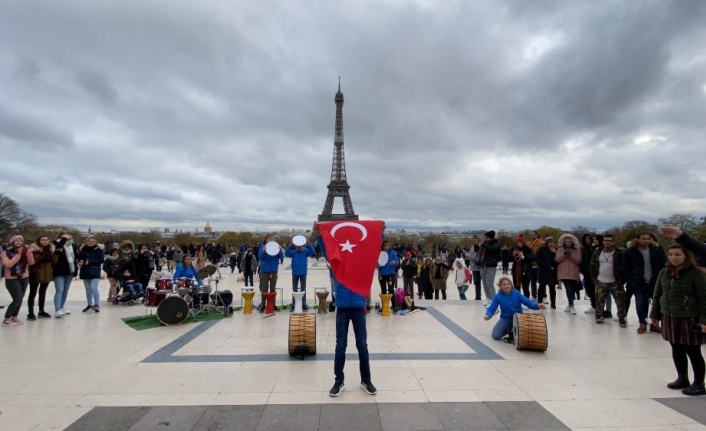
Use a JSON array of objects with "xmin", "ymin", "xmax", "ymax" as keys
[{"xmin": 318, "ymin": 79, "xmax": 358, "ymax": 221}]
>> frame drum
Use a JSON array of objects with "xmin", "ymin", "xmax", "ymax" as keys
[
  {"xmin": 157, "ymin": 295, "xmax": 190, "ymax": 326},
  {"xmin": 378, "ymin": 251, "xmax": 388, "ymax": 267},
  {"xmin": 265, "ymin": 241, "xmax": 280, "ymax": 256},
  {"xmin": 288, "ymin": 314, "xmax": 316, "ymax": 358},
  {"xmin": 292, "ymin": 235, "xmax": 307, "ymax": 247},
  {"xmin": 513, "ymin": 313, "xmax": 548, "ymax": 352}
]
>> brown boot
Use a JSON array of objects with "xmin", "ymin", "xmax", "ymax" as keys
[
  {"xmin": 637, "ymin": 323, "xmax": 647, "ymax": 334},
  {"xmin": 649, "ymin": 323, "xmax": 662, "ymax": 334}
]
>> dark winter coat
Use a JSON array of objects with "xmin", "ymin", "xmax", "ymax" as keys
[
  {"xmin": 535, "ymin": 246, "xmax": 557, "ymax": 286},
  {"xmin": 78, "ymin": 245, "xmax": 104, "ymax": 280},
  {"xmin": 650, "ymin": 265, "xmax": 706, "ymax": 324}
]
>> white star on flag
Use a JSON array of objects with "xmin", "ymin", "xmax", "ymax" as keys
[{"xmin": 339, "ymin": 240, "xmax": 356, "ymax": 253}]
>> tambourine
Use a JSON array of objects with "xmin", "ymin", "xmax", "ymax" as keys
[
  {"xmin": 378, "ymin": 251, "xmax": 389, "ymax": 267},
  {"xmin": 265, "ymin": 241, "xmax": 280, "ymax": 256},
  {"xmin": 292, "ymin": 235, "xmax": 307, "ymax": 247}
]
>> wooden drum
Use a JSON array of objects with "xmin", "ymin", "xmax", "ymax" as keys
[
  {"xmin": 288, "ymin": 314, "xmax": 316, "ymax": 358},
  {"xmin": 513, "ymin": 313, "xmax": 548, "ymax": 352}
]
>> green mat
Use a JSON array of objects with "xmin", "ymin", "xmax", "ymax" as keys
[{"xmin": 122, "ymin": 311, "xmax": 230, "ymax": 331}]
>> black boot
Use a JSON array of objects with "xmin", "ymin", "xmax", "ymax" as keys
[
  {"xmin": 682, "ymin": 383, "xmax": 706, "ymax": 396},
  {"xmin": 667, "ymin": 375, "xmax": 690, "ymax": 390}
]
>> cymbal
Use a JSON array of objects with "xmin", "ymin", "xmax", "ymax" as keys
[{"xmin": 198, "ymin": 265, "xmax": 217, "ymax": 279}]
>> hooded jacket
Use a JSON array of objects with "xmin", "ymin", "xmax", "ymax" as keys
[
  {"xmin": 258, "ymin": 243, "xmax": 283, "ymax": 273},
  {"xmin": 649, "ymin": 265, "xmax": 706, "ymax": 323},
  {"xmin": 285, "ymin": 244, "xmax": 315, "ymax": 276},
  {"xmin": 78, "ymin": 244, "xmax": 105, "ymax": 279},
  {"xmin": 377, "ymin": 250, "xmax": 399, "ymax": 276},
  {"xmin": 555, "ymin": 234, "xmax": 581, "ymax": 282}
]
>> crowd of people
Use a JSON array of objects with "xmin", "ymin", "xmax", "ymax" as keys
[{"xmin": 2, "ymin": 225, "xmax": 706, "ymax": 397}]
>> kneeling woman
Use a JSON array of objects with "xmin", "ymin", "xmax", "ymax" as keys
[
  {"xmin": 484, "ymin": 276, "xmax": 543, "ymax": 343},
  {"xmin": 650, "ymin": 243, "xmax": 706, "ymax": 396},
  {"xmin": 172, "ymin": 255, "xmax": 203, "ymax": 286}
]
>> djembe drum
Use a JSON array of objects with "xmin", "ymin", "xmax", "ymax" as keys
[
  {"xmin": 242, "ymin": 290, "xmax": 255, "ymax": 314},
  {"xmin": 292, "ymin": 291, "xmax": 305, "ymax": 313},
  {"xmin": 288, "ymin": 314, "xmax": 316, "ymax": 358},
  {"xmin": 513, "ymin": 312, "xmax": 548, "ymax": 352},
  {"xmin": 263, "ymin": 291, "xmax": 277, "ymax": 314},
  {"xmin": 379, "ymin": 293, "xmax": 392, "ymax": 317},
  {"xmin": 316, "ymin": 290, "xmax": 329, "ymax": 314}
]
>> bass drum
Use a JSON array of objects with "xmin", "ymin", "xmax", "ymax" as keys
[
  {"xmin": 157, "ymin": 295, "xmax": 190, "ymax": 326},
  {"xmin": 288, "ymin": 314, "xmax": 316, "ymax": 358},
  {"xmin": 513, "ymin": 312, "xmax": 548, "ymax": 352}
]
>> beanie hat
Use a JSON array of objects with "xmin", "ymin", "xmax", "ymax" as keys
[
  {"xmin": 544, "ymin": 236, "xmax": 555, "ymax": 244},
  {"xmin": 9, "ymin": 235, "xmax": 23, "ymax": 245},
  {"xmin": 484, "ymin": 230, "xmax": 496, "ymax": 240},
  {"xmin": 515, "ymin": 233, "xmax": 525, "ymax": 244}
]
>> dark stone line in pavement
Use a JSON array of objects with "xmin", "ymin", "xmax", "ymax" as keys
[
  {"xmin": 654, "ymin": 397, "xmax": 706, "ymax": 426},
  {"xmin": 64, "ymin": 407, "xmax": 151, "ymax": 431}
]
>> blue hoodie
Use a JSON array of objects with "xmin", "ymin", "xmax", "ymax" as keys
[
  {"xmin": 172, "ymin": 263, "xmax": 203, "ymax": 286},
  {"xmin": 485, "ymin": 288, "xmax": 539, "ymax": 320},
  {"xmin": 317, "ymin": 235, "xmax": 366, "ymax": 308},
  {"xmin": 285, "ymin": 244, "xmax": 315, "ymax": 276},
  {"xmin": 258, "ymin": 244, "xmax": 283, "ymax": 273},
  {"xmin": 377, "ymin": 250, "xmax": 399, "ymax": 276}
]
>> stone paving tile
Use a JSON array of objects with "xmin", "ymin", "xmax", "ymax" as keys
[
  {"xmin": 254, "ymin": 404, "xmax": 321, "ymax": 431},
  {"xmin": 654, "ymin": 397, "xmax": 706, "ymax": 426},
  {"xmin": 63, "ymin": 406, "xmax": 151, "ymax": 431},
  {"xmin": 193, "ymin": 405, "xmax": 265, "ymax": 431},
  {"xmin": 128, "ymin": 406, "xmax": 207, "ymax": 431},
  {"xmin": 431, "ymin": 402, "xmax": 506, "ymax": 430},
  {"xmin": 378, "ymin": 403, "xmax": 444, "ymax": 431},
  {"xmin": 319, "ymin": 404, "xmax": 382, "ymax": 431},
  {"xmin": 484, "ymin": 401, "xmax": 569, "ymax": 430}
]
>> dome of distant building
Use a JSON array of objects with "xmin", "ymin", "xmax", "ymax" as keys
[{"xmin": 204, "ymin": 222, "xmax": 212, "ymax": 234}]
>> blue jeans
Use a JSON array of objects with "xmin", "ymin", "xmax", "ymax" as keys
[
  {"xmin": 83, "ymin": 278, "xmax": 100, "ymax": 306},
  {"xmin": 562, "ymin": 279, "xmax": 579, "ymax": 307},
  {"xmin": 53, "ymin": 274, "xmax": 73, "ymax": 311},
  {"xmin": 334, "ymin": 307, "xmax": 371, "ymax": 384},
  {"xmin": 457, "ymin": 284, "xmax": 469, "ymax": 300},
  {"xmin": 125, "ymin": 282, "xmax": 143, "ymax": 295},
  {"xmin": 633, "ymin": 281, "xmax": 650, "ymax": 324},
  {"xmin": 292, "ymin": 275, "xmax": 307, "ymax": 307},
  {"xmin": 492, "ymin": 317, "xmax": 514, "ymax": 340}
]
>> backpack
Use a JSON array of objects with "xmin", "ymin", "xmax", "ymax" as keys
[
  {"xmin": 394, "ymin": 288, "xmax": 405, "ymax": 305},
  {"xmin": 464, "ymin": 267, "xmax": 472, "ymax": 283}
]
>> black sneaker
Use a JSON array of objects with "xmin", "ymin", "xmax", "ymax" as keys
[
  {"xmin": 329, "ymin": 381, "xmax": 344, "ymax": 397},
  {"xmin": 682, "ymin": 383, "xmax": 706, "ymax": 396},
  {"xmin": 360, "ymin": 381, "xmax": 377, "ymax": 395},
  {"xmin": 667, "ymin": 376, "xmax": 690, "ymax": 390},
  {"xmin": 82, "ymin": 305, "xmax": 93, "ymax": 312},
  {"xmin": 38, "ymin": 311, "xmax": 51, "ymax": 318},
  {"xmin": 27, "ymin": 313, "xmax": 37, "ymax": 321},
  {"xmin": 503, "ymin": 336, "xmax": 514, "ymax": 344},
  {"xmin": 603, "ymin": 311, "xmax": 613, "ymax": 318}
]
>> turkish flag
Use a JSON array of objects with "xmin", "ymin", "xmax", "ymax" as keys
[{"xmin": 318, "ymin": 220, "xmax": 383, "ymax": 297}]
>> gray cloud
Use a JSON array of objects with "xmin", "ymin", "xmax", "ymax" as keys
[{"xmin": 1, "ymin": 0, "xmax": 705, "ymax": 233}]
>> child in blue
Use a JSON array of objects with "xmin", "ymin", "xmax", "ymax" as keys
[
  {"xmin": 285, "ymin": 241, "xmax": 316, "ymax": 311},
  {"xmin": 484, "ymin": 276, "xmax": 544, "ymax": 342}
]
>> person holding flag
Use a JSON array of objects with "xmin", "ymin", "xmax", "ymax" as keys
[{"xmin": 313, "ymin": 220, "xmax": 382, "ymax": 398}]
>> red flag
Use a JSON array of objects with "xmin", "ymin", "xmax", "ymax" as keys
[{"xmin": 318, "ymin": 220, "xmax": 383, "ymax": 297}]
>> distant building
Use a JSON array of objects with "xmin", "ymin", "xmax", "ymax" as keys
[{"xmin": 204, "ymin": 222, "xmax": 212, "ymax": 235}]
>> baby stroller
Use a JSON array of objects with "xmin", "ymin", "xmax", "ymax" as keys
[{"xmin": 111, "ymin": 279, "xmax": 145, "ymax": 306}]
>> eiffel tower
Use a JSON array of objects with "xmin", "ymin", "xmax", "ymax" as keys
[{"xmin": 318, "ymin": 79, "xmax": 358, "ymax": 221}]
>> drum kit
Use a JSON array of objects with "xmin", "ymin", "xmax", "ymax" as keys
[{"xmin": 146, "ymin": 267, "xmax": 233, "ymax": 326}]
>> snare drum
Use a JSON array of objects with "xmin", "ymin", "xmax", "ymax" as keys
[{"xmin": 176, "ymin": 278, "xmax": 192, "ymax": 289}]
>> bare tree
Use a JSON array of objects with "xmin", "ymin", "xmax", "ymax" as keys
[
  {"xmin": 658, "ymin": 213, "xmax": 699, "ymax": 233},
  {"xmin": 0, "ymin": 193, "xmax": 38, "ymax": 239}
]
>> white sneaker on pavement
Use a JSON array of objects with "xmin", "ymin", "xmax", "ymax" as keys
[
  {"xmin": 564, "ymin": 306, "xmax": 571, "ymax": 312},
  {"xmin": 61, "ymin": 308, "xmax": 71, "ymax": 315},
  {"xmin": 55, "ymin": 310, "xmax": 66, "ymax": 318},
  {"xmin": 570, "ymin": 307, "xmax": 577, "ymax": 315},
  {"xmin": 585, "ymin": 307, "xmax": 596, "ymax": 314}
]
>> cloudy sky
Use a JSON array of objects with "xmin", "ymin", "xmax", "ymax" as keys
[{"xmin": 2, "ymin": 0, "xmax": 705, "ymax": 233}]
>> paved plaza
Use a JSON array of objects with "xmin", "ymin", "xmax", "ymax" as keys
[{"xmin": 1, "ymin": 258, "xmax": 705, "ymax": 430}]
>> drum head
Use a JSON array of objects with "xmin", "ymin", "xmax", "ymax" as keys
[
  {"xmin": 292, "ymin": 235, "xmax": 307, "ymax": 247},
  {"xmin": 157, "ymin": 296, "xmax": 190, "ymax": 325},
  {"xmin": 265, "ymin": 241, "xmax": 280, "ymax": 256},
  {"xmin": 378, "ymin": 251, "xmax": 388, "ymax": 267}
]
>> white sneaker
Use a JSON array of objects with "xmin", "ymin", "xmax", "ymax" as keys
[
  {"xmin": 564, "ymin": 306, "xmax": 571, "ymax": 312},
  {"xmin": 570, "ymin": 307, "xmax": 576, "ymax": 315},
  {"xmin": 614, "ymin": 316, "xmax": 620, "ymax": 322},
  {"xmin": 543, "ymin": 300, "xmax": 549, "ymax": 304},
  {"xmin": 584, "ymin": 307, "xmax": 595, "ymax": 314},
  {"xmin": 61, "ymin": 308, "xmax": 71, "ymax": 315},
  {"xmin": 483, "ymin": 299, "xmax": 490, "ymax": 306},
  {"xmin": 55, "ymin": 310, "xmax": 66, "ymax": 318},
  {"xmin": 531, "ymin": 296, "xmax": 537, "ymax": 301}
]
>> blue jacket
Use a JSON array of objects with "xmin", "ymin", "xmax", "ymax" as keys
[
  {"xmin": 172, "ymin": 263, "xmax": 203, "ymax": 286},
  {"xmin": 285, "ymin": 244, "xmax": 315, "ymax": 276},
  {"xmin": 485, "ymin": 288, "xmax": 539, "ymax": 320},
  {"xmin": 377, "ymin": 250, "xmax": 399, "ymax": 276},
  {"xmin": 317, "ymin": 235, "xmax": 366, "ymax": 308},
  {"xmin": 258, "ymin": 245, "xmax": 283, "ymax": 273}
]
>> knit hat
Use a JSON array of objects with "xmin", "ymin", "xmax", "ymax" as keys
[
  {"xmin": 484, "ymin": 230, "xmax": 496, "ymax": 240},
  {"xmin": 544, "ymin": 236, "xmax": 555, "ymax": 244},
  {"xmin": 9, "ymin": 235, "xmax": 23, "ymax": 245},
  {"xmin": 515, "ymin": 233, "xmax": 525, "ymax": 244}
]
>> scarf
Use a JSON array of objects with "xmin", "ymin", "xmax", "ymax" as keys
[
  {"xmin": 64, "ymin": 240, "xmax": 75, "ymax": 273},
  {"xmin": 5, "ymin": 247, "xmax": 29, "ymax": 277}
]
